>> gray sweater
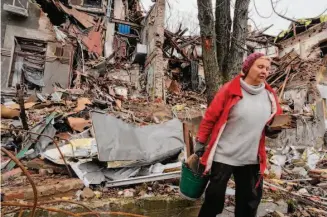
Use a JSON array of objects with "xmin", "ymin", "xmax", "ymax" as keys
[{"xmin": 213, "ymin": 79, "xmax": 271, "ymax": 166}]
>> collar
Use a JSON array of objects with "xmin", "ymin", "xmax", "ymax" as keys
[
  {"xmin": 240, "ymin": 78, "xmax": 265, "ymax": 95},
  {"xmin": 228, "ymin": 74, "xmax": 275, "ymax": 96}
]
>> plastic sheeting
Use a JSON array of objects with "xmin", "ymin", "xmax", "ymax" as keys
[{"xmin": 91, "ymin": 111, "xmax": 184, "ymax": 166}]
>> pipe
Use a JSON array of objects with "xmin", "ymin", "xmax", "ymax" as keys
[
  {"xmin": 76, "ymin": 211, "xmax": 148, "ymax": 217},
  {"xmin": 1, "ymin": 202, "xmax": 77, "ymax": 216},
  {"xmin": 1, "ymin": 148, "xmax": 38, "ymax": 217},
  {"xmin": 2, "ymin": 202, "xmax": 149, "ymax": 217}
]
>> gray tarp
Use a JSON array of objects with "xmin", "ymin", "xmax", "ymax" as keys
[{"xmin": 91, "ymin": 111, "xmax": 184, "ymax": 166}]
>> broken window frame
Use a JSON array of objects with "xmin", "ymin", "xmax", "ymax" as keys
[
  {"xmin": 7, "ymin": 36, "xmax": 47, "ymax": 91},
  {"xmin": 3, "ymin": 0, "xmax": 29, "ymax": 17},
  {"xmin": 69, "ymin": 0, "xmax": 104, "ymax": 13}
]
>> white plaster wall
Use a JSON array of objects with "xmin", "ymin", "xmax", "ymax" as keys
[
  {"xmin": 114, "ymin": 0, "xmax": 125, "ymax": 20},
  {"xmin": 279, "ymin": 27, "xmax": 327, "ymax": 58}
]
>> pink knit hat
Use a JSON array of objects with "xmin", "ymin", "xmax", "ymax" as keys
[{"xmin": 242, "ymin": 52, "xmax": 265, "ymax": 75}]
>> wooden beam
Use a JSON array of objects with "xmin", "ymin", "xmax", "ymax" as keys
[{"xmin": 109, "ymin": 18, "xmax": 142, "ymax": 28}]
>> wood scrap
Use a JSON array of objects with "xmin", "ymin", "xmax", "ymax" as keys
[
  {"xmin": 270, "ymin": 114, "xmax": 297, "ymax": 130},
  {"xmin": 67, "ymin": 117, "xmax": 91, "ymax": 132},
  {"xmin": 74, "ymin": 98, "xmax": 92, "ymax": 112}
]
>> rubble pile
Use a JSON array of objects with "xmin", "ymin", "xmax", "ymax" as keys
[
  {"xmin": 263, "ymin": 145, "xmax": 327, "ymax": 216},
  {"xmin": 1, "ymin": 0, "xmax": 327, "ymax": 215},
  {"xmin": 262, "ymin": 51, "xmax": 327, "ymax": 215},
  {"xmin": 268, "ymin": 51, "xmax": 324, "ymax": 104}
]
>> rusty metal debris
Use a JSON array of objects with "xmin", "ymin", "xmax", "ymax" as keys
[{"xmin": 1, "ymin": 147, "xmax": 38, "ymax": 217}]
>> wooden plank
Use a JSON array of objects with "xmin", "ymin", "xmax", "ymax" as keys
[
  {"xmin": 278, "ymin": 66, "xmax": 291, "ymax": 100},
  {"xmin": 269, "ymin": 114, "xmax": 296, "ymax": 131},
  {"xmin": 183, "ymin": 123, "xmax": 190, "ymax": 158},
  {"xmin": 110, "ymin": 18, "xmax": 142, "ymax": 28}
]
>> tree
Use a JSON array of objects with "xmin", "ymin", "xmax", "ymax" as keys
[
  {"xmin": 197, "ymin": 0, "xmax": 250, "ymax": 104},
  {"xmin": 222, "ymin": 0, "xmax": 251, "ymax": 80},
  {"xmin": 197, "ymin": 0, "xmax": 222, "ymax": 103}
]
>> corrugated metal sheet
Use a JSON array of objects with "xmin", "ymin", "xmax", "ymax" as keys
[{"xmin": 68, "ymin": 25, "xmax": 103, "ymax": 56}]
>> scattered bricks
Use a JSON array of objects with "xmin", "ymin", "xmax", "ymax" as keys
[
  {"xmin": 1, "ymin": 168, "xmax": 23, "ymax": 182},
  {"xmin": 5, "ymin": 178, "xmax": 83, "ymax": 200},
  {"xmin": 55, "ymin": 182, "xmax": 72, "ymax": 193},
  {"xmin": 81, "ymin": 187, "xmax": 94, "ymax": 199},
  {"xmin": 24, "ymin": 185, "xmax": 56, "ymax": 199},
  {"xmin": 55, "ymin": 179, "xmax": 84, "ymax": 193},
  {"xmin": 38, "ymin": 185, "xmax": 56, "ymax": 197},
  {"xmin": 3, "ymin": 191, "xmax": 25, "ymax": 201}
]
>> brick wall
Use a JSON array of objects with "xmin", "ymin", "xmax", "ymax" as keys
[{"xmin": 142, "ymin": 0, "xmax": 166, "ymax": 100}]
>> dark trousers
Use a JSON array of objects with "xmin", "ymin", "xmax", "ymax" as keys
[{"xmin": 198, "ymin": 162, "xmax": 263, "ymax": 217}]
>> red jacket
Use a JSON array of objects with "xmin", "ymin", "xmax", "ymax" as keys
[{"xmin": 197, "ymin": 75, "xmax": 282, "ymax": 176}]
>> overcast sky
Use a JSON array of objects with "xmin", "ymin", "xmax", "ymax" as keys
[{"xmin": 139, "ymin": 0, "xmax": 327, "ymax": 36}]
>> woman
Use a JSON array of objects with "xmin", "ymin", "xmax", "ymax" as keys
[{"xmin": 195, "ymin": 53, "xmax": 282, "ymax": 217}]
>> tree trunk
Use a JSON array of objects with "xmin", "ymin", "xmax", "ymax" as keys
[
  {"xmin": 224, "ymin": 0, "xmax": 250, "ymax": 80},
  {"xmin": 215, "ymin": 0, "xmax": 231, "ymax": 73},
  {"xmin": 197, "ymin": 0, "xmax": 223, "ymax": 104}
]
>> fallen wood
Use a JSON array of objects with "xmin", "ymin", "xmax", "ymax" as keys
[{"xmin": 269, "ymin": 114, "xmax": 297, "ymax": 130}]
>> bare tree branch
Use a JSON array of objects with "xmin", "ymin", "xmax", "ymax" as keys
[
  {"xmin": 270, "ymin": 0, "xmax": 300, "ymax": 23},
  {"xmin": 253, "ymin": 0, "xmax": 273, "ymax": 19}
]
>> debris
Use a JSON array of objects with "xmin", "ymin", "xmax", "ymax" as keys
[
  {"xmin": 270, "ymin": 165, "xmax": 283, "ymax": 179},
  {"xmin": 51, "ymin": 92, "xmax": 63, "ymax": 102},
  {"xmin": 70, "ymin": 161, "xmax": 105, "ymax": 187},
  {"xmin": 298, "ymin": 188, "xmax": 309, "ymax": 195},
  {"xmin": 26, "ymin": 158, "xmax": 68, "ymax": 175},
  {"xmin": 168, "ymin": 80, "xmax": 181, "ymax": 95},
  {"xmin": 114, "ymin": 87, "xmax": 128, "ymax": 98},
  {"xmin": 67, "ymin": 117, "xmax": 91, "ymax": 132},
  {"xmin": 302, "ymin": 147, "xmax": 320, "ymax": 169},
  {"xmin": 43, "ymin": 138, "xmax": 97, "ymax": 165},
  {"xmin": 1, "ymin": 105, "xmax": 20, "ymax": 119},
  {"xmin": 270, "ymin": 114, "xmax": 297, "ymax": 130},
  {"xmin": 91, "ymin": 112, "xmax": 184, "ymax": 165},
  {"xmin": 7, "ymin": 102, "xmax": 37, "ymax": 110},
  {"xmin": 94, "ymin": 191, "xmax": 102, "ymax": 199},
  {"xmin": 292, "ymin": 167, "xmax": 308, "ymax": 177},
  {"xmin": 81, "ymin": 187, "xmax": 95, "ymax": 199},
  {"xmin": 123, "ymin": 189, "xmax": 135, "ymax": 197},
  {"xmin": 74, "ymin": 98, "xmax": 92, "ymax": 112},
  {"xmin": 1, "ymin": 168, "xmax": 23, "ymax": 181}
]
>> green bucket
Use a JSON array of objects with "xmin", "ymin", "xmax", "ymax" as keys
[{"xmin": 179, "ymin": 162, "xmax": 209, "ymax": 200}]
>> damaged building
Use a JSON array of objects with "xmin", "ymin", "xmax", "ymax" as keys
[
  {"xmin": 265, "ymin": 16, "xmax": 327, "ymax": 149},
  {"xmin": 1, "ymin": 0, "xmax": 206, "ymax": 102},
  {"xmin": 1, "ymin": 0, "xmax": 75, "ymax": 94}
]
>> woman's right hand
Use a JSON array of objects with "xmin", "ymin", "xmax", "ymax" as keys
[{"xmin": 194, "ymin": 140, "xmax": 205, "ymax": 157}]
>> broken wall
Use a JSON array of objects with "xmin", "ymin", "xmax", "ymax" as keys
[
  {"xmin": 246, "ymin": 41, "xmax": 279, "ymax": 58},
  {"xmin": 279, "ymin": 22, "xmax": 327, "ymax": 59},
  {"xmin": 266, "ymin": 87, "xmax": 326, "ymax": 149},
  {"xmin": 141, "ymin": 0, "xmax": 166, "ymax": 99},
  {"xmin": 1, "ymin": 2, "xmax": 73, "ymax": 93}
]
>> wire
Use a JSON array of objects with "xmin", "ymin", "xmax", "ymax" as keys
[{"xmin": 253, "ymin": 0, "xmax": 273, "ymax": 19}]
